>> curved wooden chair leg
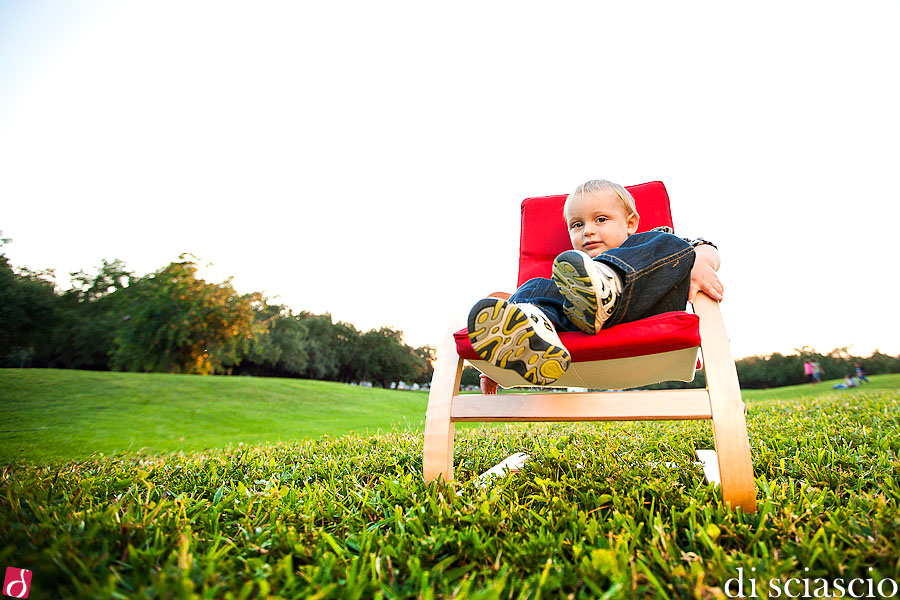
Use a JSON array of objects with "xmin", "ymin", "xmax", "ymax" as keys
[
  {"xmin": 423, "ymin": 327, "xmax": 464, "ymax": 483},
  {"xmin": 695, "ymin": 293, "xmax": 757, "ymax": 513}
]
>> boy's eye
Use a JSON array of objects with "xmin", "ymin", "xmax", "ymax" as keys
[
  {"xmin": 569, "ymin": 222, "xmax": 583, "ymax": 229},
  {"xmin": 595, "ymin": 216, "xmax": 608, "ymax": 223}
]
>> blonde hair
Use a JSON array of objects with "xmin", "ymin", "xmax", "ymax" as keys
[{"xmin": 565, "ymin": 179, "xmax": 638, "ymax": 219}]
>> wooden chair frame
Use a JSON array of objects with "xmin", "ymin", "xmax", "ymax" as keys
[{"xmin": 423, "ymin": 291, "xmax": 757, "ymax": 513}]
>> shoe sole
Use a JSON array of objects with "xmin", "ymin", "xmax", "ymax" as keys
[
  {"xmin": 467, "ymin": 298, "xmax": 570, "ymax": 386},
  {"xmin": 551, "ymin": 250, "xmax": 612, "ymax": 335}
]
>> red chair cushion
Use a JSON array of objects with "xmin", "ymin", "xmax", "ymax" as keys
[
  {"xmin": 455, "ymin": 311, "xmax": 700, "ymax": 362},
  {"xmin": 518, "ymin": 181, "xmax": 674, "ymax": 287}
]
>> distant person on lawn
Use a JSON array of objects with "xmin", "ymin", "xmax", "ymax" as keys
[
  {"xmin": 804, "ymin": 360, "xmax": 815, "ymax": 384},
  {"xmin": 855, "ymin": 363, "xmax": 870, "ymax": 383},
  {"xmin": 833, "ymin": 374, "xmax": 858, "ymax": 390},
  {"xmin": 812, "ymin": 360, "xmax": 824, "ymax": 383},
  {"xmin": 467, "ymin": 179, "xmax": 722, "ymax": 393}
]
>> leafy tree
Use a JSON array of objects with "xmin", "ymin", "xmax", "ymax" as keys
[
  {"xmin": 297, "ymin": 312, "xmax": 343, "ymax": 380},
  {"xmin": 859, "ymin": 351, "xmax": 900, "ymax": 375},
  {"xmin": 359, "ymin": 327, "xmax": 420, "ymax": 388},
  {"xmin": 111, "ymin": 255, "xmax": 266, "ymax": 374},
  {"xmin": 412, "ymin": 345, "xmax": 436, "ymax": 384},
  {"xmin": 332, "ymin": 322, "xmax": 363, "ymax": 383},
  {"xmin": 70, "ymin": 259, "xmax": 132, "ymax": 301},
  {"xmin": 49, "ymin": 259, "xmax": 134, "ymax": 370},
  {"xmin": 240, "ymin": 304, "xmax": 310, "ymax": 376},
  {"xmin": 0, "ymin": 236, "xmax": 61, "ymax": 367}
]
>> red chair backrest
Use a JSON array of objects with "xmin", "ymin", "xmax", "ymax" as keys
[{"xmin": 517, "ymin": 181, "xmax": 674, "ymax": 287}]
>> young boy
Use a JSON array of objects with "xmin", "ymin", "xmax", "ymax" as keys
[{"xmin": 467, "ymin": 179, "xmax": 724, "ymax": 390}]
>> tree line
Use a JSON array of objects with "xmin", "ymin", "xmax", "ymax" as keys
[
  {"xmin": 3, "ymin": 237, "xmax": 897, "ymax": 390},
  {"xmin": 640, "ymin": 345, "xmax": 900, "ymax": 391},
  {"xmin": 733, "ymin": 346, "xmax": 899, "ymax": 389},
  {"xmin": 0, "ymin": 240, "xmax": 433, "ymax": 387}
]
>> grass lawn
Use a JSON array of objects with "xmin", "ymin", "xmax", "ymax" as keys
[
  {"xmin": 1, "ymin": 370, "xmax": 899, "ymax": 598},
  {"xmin": 0, "ymin": 369, "xmax": 427, "ymax": 464},
  {"xmin": 741, "ymin": 374, "xmax": 900, "ymax": 401},
  {"xmin": 5, "ymin": 368, "xmax": 895, "ymax": 466}
]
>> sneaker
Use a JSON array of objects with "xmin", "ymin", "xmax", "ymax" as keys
[
  {"xmin": 551, "ymin": 250, "xmax": 622, "ymax": 335},
  {"xmin": 467, "ymin": 298, "xmax": 570, "ymax": 386}
]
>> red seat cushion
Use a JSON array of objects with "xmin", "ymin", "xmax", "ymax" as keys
[{"xmin": 455, "ymin": 311, "xmax": 700, "ymax": 362}]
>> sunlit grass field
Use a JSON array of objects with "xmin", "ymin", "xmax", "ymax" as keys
[
  {"xmin": 4, "ymin": 369, "xmax": 895, "ymax": 466},
  {"xmin": 1, "ymin": 370, "xmax": 899, "ymax": 598},
  {"xmin": 0, "ymin": 369, "xmax": 428, "ymax": 464}
]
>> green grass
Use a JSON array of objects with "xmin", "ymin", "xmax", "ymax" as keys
[
  {"xmin": 1, "ymin": 371, "xmax": 899, "ymax": 598},
  {"xmin": 0, "ymin": 369, "xmax": 427, "ymax": 463},
  {"xmin": 741, "ymin": 373, "xmax": 900, "ymax": 401},
  {"xmin": 4, "ymin": 368, "xmax": 896, "ymax": 465}
]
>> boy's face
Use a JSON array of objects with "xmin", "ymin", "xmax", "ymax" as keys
[{"xmin": 564, "ymin": 190, "xmax": 639, "ymax": 257}]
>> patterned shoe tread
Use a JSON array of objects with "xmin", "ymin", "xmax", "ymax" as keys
[
  {"xmin": 467, "ymin": 298, "xmax": 570, "ymax": 385},
  {"xmin": 552, "ymin": 251, "xmax": 603, "ymax": 335}
]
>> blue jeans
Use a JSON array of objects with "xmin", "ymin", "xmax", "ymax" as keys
[{"xmin": 508, "ymin": 231, "xmax": 696, "ymax": 332}]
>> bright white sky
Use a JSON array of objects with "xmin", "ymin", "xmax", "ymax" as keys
[{"xmin": 2, "ymin": 1, "xmax": 899, "ymax": 360}]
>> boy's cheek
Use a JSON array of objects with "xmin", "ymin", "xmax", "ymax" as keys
[{"xmin": 569, "ymin": 233, "xmax": 581, "ymax": 250}]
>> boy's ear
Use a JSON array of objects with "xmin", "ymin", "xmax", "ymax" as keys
[{"xmin": 627, "ymin": 213, "xmax": 639, "ymax": 235}]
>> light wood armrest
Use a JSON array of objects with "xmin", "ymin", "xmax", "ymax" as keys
[{"xmin": 691, "ymin": 291, "xmax": 757, "ymax": 513}]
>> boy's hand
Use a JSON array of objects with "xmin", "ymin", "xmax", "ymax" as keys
[
  {"xmin": 689, "ymin": 245, "xmax": 724, "ymax": 303},
  {"xmin": 480, "ymin": 374, "xmax": 499, "ymax": 395}
]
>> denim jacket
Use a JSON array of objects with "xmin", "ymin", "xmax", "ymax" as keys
[{"xmin": 650, "ymin": 226, "xmax": 717, "ymax": 250}]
